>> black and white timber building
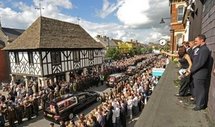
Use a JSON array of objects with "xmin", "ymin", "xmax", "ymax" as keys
[{"xmin": 4, "ymin": 16, "xmax": 104, "ymax": 88}]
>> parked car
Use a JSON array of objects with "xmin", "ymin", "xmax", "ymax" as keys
[
  {"xmin": 44, "ymin": 91, "xmax": 101, "ymax": 123},
  {"xmin": 106, "ymin": 73, "xmax": 128, "ymax": 87},
  {"xmin": 126, "ymin": 66, "xmax": 137, "ymax": 75}
]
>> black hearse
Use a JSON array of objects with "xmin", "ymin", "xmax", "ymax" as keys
[{"xmin": 44, "ymin": 91, "xmax": 101, "ymax": 122}]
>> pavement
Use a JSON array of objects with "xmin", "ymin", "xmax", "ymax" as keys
[{"xmin": 135, "ymin": 62, "xmax": 211, "ymax": 127}]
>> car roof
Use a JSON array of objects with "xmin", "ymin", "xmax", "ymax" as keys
[
  {"xmin": 52, "ymin": 93, "xmax": 74, "ymax": 103},
  {"xmin": 109, "ymin": 73, "xmax": 124, "ymax": 77},
  {"xmin": 51, "ymin": 91, "xmax": 96, "ymax": 103},
  {"xmin": 128, "ymin": 66, "xmax": 136, "ymax": 68}
]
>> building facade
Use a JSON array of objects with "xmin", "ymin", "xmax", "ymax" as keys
[
  {"xmin": 201, "ymin": 0, "xmax": 215, "ymax": 123},
  {"xmin": 4, "ymin": 17, "xmax": 104, "ymax": 88},
  {"xmin": 95, "ymin": 35, "xmax": 117, "ymax": 49},
  {"xmin": 169, "ymin": 0, "xmax": 187, "ymax": 51},
  {"xmin": 0, "ymin": 23, "xmax": 24, "ymax": 82},
  {"xmin": 183, "ymin": 0, "xmax": 215, "ymax": 123}
]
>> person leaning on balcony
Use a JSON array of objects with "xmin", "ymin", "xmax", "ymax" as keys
[
  {"xmin": 190, "ymin": 34, "xmax": 212, "ymax": 111},
  {"xmin": 186, "ymin": 40, "xmax": 199, "ymax": 101},
  {"xmin": 182, "ymin": 41, "xmax": 190, "ymax": 52},
  {"xmin": 161, "ymin": 46, "xmax": 192, "ymax": 96}
]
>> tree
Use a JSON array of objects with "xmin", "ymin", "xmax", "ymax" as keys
[
  {"xmin": 105, "ymin": 47, "xmax": 121, "ymax": 60},
  {"xmin": 128, "ymin": 48, "xmax": 135, "ymax": 57}
]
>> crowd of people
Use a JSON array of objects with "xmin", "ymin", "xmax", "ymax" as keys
[
  {"xmin": 161, "ymin": 34, "xmax": 213, "ymax": 111},
  {"xmin": 0, "ymin": 54, "xmax": 158, "ymax": 127},
  {"xmin": 56, "ymin": 56, "xmax": 166, "ymax": 127}
]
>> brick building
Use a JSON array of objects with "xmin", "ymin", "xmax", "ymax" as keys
[{"xmin": 169, "ymin": 0, "xmax": 188, "ymax": 52}]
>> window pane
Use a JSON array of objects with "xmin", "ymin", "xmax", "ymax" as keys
[
  {"xmin": 177, "ymin": 6, "xmax": 184, "ymax": 22},
  {"xmin": 89, "ymin": 50, "xmax": 94, "ymax": 60},
  {"xmin": 177, "ymin": 34, "xmax": 183, "ymax": 46},
  {"xmin": 73, "ymin": 51, "xmax": 80, "ymax": 62},
  {"xmin": 14, "ymin": 52, "xmax": 20, "ymax": 64},
  {"xmin": 51, "ymin": 51, "xmax": 61, "ymax": 65},
  {"xmin": 28, "ymin": 52, "xmax": 34, "ymax": 65},
  {"xmin": 178, "ymin": 7, "xmax": 183, "ymax": 13}
]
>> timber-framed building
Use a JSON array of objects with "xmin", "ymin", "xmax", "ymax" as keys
[{"xmin": 4, "ymin": 16, "xmax": 104, "ymax": 88}]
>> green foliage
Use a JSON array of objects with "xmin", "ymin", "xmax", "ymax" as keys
[
  {"xmin": 105, "ymin": 47, "xmax": 121, "ymax": 60},
  {"xmin": 162, "ymin": 44, "xmax": 170, "ymax": 51},
  {"xmin": 105, "ymin": 46, "xmax": 154, "ymax": 60},
  {"xmin": 145, "ymin": 47, "xmax": 153, "ymax": 53},
  {"xmin": 129, "ymin": 48, "xmax": 135, "ymax": 57}
]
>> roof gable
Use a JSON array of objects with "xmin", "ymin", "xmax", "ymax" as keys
[{"xmin": 4, "ymin": 16, "xmax": 104, "ymax": 50}]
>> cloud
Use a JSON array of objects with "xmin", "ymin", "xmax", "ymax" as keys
[
  {"xmin": 0, "ymin": 0, "xmax": 170, "ymax": 43},
  {"xmin": 96, "ymin": 0, "xmax": 170, "ymax": 42},
  {"xmin": 117, "ymin": 0, "xmax": 150, "ymax": 28},
  {"xmin": 97, "ymin": 0, "xmax": 124, "ymax": 18},
  {"xmin": 0, "ymin": 0, "xmax": 75, "ymax": 29},
  {"xmin": 116, "ymin": 0, "xmax": 170, "ymax": 29},
  {"xmin": 33, "ymin": 0, "xmax": 73, "ymax": 9}
]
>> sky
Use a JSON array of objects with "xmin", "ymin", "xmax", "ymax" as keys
[{"xmin": 0, "ymin": 0, "xmax": 171, "ymax": 43}]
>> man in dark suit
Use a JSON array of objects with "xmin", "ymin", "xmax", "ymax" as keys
[{"xmin": 191, "ymin": 34, "xmax": 211, "ymax": 111}]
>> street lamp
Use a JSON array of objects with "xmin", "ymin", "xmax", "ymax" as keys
[
  {"xmin": 160, "ymin": 17, "xmax": 171, "ymax": 24},
  {"xmin": 160, "ymin": 17, "xmax": 174, "ymax": 59}
]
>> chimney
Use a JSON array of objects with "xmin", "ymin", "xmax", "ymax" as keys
[{"xmin": 96, "ymin": 35, "xmax": 101, "ymax": 38}]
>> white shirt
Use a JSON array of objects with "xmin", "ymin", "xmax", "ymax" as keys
[
  {"xmin": 115, "ymin": 107, "xmax": 120, "ymax": 118},
  {"xmin": 112, "ymin": 101, "xmax": 119, "ymax": 109},
  {"xmin": 133, "ymin": 96, "xmax": 138, "ymax": 107},
  {"xmin": 137, "ymin": 86, "xmax": 144, "ymax": 94},
  {"xmin": 112, "ymin": 109, "xmax": 117, "ymax": 123},
  {"xmin": 166, "ymin": 58, "xmax": 170, "ymax": 65},
  {"xmin": 127, "ymin": 99, "xmax": 133, "ymax": 109}
]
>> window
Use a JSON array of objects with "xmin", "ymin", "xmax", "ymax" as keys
[
  {"xmin": 177, "ymin": 6, "xmax": 184, "ymax": 22},
  {"xmin": 73, "ymin": 51, "xmax": 80, "ymax": 62},
  {"xmin": 88, "ymin": 50, "xmax": 94, "ymax": 60},
  {"xmin": 78, "ymin": 95, "xmax": 86, "ymax": 102},
  {"xmin": 51, "ymin": 51, "xmax": 61, "ymax": 65},
  {"xmin": 14, "ymin": 52, "xmax": 20, "ymax": 64},
  {"xmin": 57, "ymin": 97, "xmax": 77, "ymax": 113},
  {"xmin": 28, "ymin": 52, "xmax": 34, "ymax": 65},
  {"xmin": 176, "ymin": 34, "xmax": 183, "ymax": 48}
]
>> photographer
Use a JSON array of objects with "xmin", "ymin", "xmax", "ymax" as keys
[{"xmin": 161, "ymin": 46, "xmax": 192, "ymax": 97}]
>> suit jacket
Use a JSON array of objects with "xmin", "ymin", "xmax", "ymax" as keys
[
  {"xmin": 191, "ymin": 44, "xmax": 210, "ymax": 79},
  {"xmin": 187, "ymin": 48, "xmax": 193, "ymax": 61}
]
